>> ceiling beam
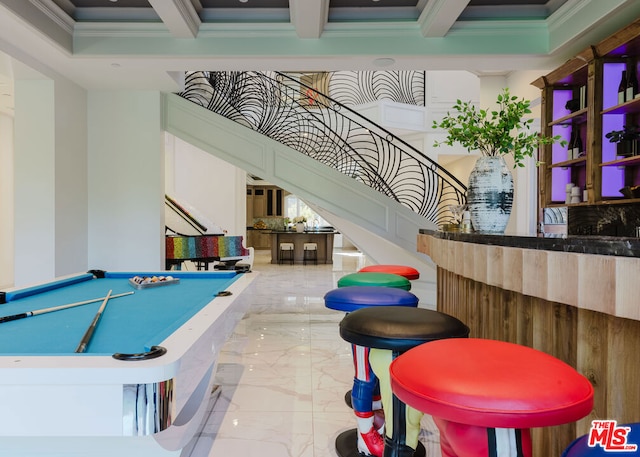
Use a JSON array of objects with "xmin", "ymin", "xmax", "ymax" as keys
[
  {"xmin": 418, "ymin": 0, "xmax": 470, "ymax": 37},
  {"xmin": 290, "ymin": 0, "xmax": 329, "ymax": 39},
  {"xmin": 148, "ymin": 0, "xmax": 200, "ymax": 39}
]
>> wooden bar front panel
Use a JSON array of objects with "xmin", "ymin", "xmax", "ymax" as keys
[{"xmin": 436, "ymin": 267, "xmax": 640, "ymax": 457}]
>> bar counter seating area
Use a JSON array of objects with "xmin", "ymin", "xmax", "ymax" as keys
[
  {"xmin": 416, "ymin": 229, "xmax": 640, "ymax": 457},
  {"xmin": 406, "ymin": 19, "xmax": 640, "ymax": 457}
]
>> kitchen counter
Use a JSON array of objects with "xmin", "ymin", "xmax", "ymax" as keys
[{"xmin": 269, "ymin": 230, "xmax": 336, "ymax": 264}]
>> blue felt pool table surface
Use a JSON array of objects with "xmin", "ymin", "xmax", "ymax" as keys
[{"xmin": 0, "ymin": 270, "xmax": 241, "ymax": 355}]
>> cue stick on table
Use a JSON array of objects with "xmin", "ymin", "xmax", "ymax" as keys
[
  {"xmin": 0, "ymin": 291, "xmax": 134, "ymax": 324},
  {"xmin": 75, "ymin": 289, "xmax": 113, "ymax": 353}
]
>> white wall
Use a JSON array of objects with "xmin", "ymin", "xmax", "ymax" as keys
[
  {"xmin": 88, "ymin": 91, "xmax": 164, "ymax": 271},
  {"xmin": 165, "ymin": 134, "xmax": 246, "ymax": 237},
  {"xmin": 0, "ymin": 112, "xmax": 13, "ymax": 288}
]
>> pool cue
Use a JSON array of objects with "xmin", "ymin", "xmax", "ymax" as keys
[
  {"xmin": 75, "ymin": 289, "xmax": 113, "ymax": 353},
  {"xmin": 0, "ymin": 291, "xmax": 134, "ymax": 324}
]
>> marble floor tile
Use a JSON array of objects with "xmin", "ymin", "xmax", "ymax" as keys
[{"xmin": 187, "ymin": 249, "xmax": 441, "ymax": 457}]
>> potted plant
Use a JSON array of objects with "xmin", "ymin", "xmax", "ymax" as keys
[
  {"xmin": 432, "ymin": 87, "xmax": 565, "ymax": 233},
  {"xmin": 605, "ymin": 125, "xmax": 640, "ymax": 157},
  {"xmin": 293, "ymin": 215, "xmax": 307, "ymax": 232}
]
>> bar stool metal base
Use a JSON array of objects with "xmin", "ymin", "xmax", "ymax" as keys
[
  {"xmin": 345, "ymin": 390, "xmax": 352, "ymax": 408},
  {"xmin": 335, "ymin": 429, "xmax": 426, "ymax": 457},
  {"xmin": 279, "ymin": 242, "xmax": 294, "ymax": 265},
  {"xmin": 303, "ymin": 242, "xmax": 318, "ymax": 265}
]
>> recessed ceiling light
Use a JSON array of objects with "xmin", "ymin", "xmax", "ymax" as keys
[
  {"xmin": 239, "ymin": 0, "xmax": 248, "ymax": 3},
  {"xmin": 373, "ymin": 57, "xmax": 395, "ymax": 67}
]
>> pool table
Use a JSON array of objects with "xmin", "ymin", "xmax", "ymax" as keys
[{"xmin": 0, "ymin": 269, "xmax": 257, "ymax": 457}]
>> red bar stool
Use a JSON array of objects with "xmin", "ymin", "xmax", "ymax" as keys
[
  {"xmin": 390, "ymin": 338, "xmax": 594, "ymax": 457},
  {"xmin": 359, "ymin": 265, "xmax": 420, "ymax": 281}
]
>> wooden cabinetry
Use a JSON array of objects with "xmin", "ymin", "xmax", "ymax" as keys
[
  {"xmin": 533, "ymin": 18, "xmax": 640, "ymax": 211},
  {"xmin": 247, "ymin": 185, "xmax": 286, "ymax": 218},
  {"xmin": 246, "ymin": 187, "xmax": 254, "ymax": 223},
  {"xmin": 252, "ymin": 187, "xmax": 267, "ymax": 217},
  {"xmin": 246, "ymin": 230, "xmax": 271, "ymax": 250}
]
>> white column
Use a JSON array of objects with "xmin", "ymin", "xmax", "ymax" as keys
[
  {"xmin": 13, "ymin": 79, "xmax": 56, "ymax": 285},
  {"xmin": 0, "ymin": 112, "xmax": 14, "ymax": 288},
  {"xmin": 13, "ymin": 78, "xmax": 89, "ymax": 286},
  {"xmin": 53, "ymin": 78, "xmax": 88, "ymax": 277}
]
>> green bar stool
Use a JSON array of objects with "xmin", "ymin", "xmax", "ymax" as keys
[
  {"xmin": 359, "ymin": 265, "xmax": 420, "ymax": 281},
  {"xmin": 338, "ymin": 272, "xmax": 411, "ymax": 291}
]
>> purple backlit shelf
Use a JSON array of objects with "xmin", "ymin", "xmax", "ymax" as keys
[
  {"xmin": 548, "ymin": 108, "xmax": 588, "ymax": 127},
  {"xmin": 600, "ymin": 155, "xmax": 640, "ymax": 167},
  {"xmin": 549, "ymin": 157, "xmax": 587, "ymax": 168},
  {"xmin": 602, "ymin": 97, "xmax": 640, "ymax": 115},
  {"xmin": 534, "ymin": 18, "xmax": 640, "ymax": 216}
]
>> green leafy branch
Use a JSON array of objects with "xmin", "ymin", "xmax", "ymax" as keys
[{"xmin": 432, "ymin": 88, "xmax": 566, "ymax": 168}]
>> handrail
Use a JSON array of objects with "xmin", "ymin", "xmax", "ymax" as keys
[{"xmin": 177, "ymin": 71, "xmax": 466, "ymax": 225}]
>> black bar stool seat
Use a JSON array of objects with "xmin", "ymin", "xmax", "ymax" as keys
[{"xmin": 338, "ymin": 306, "xmax": 469, "ymax": 457}]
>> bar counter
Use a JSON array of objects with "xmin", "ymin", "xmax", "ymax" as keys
[{"xmin": 417, "ymin": 229, "xmax": 640, "ymax": 457}]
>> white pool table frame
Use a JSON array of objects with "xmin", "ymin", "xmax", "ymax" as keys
[{"xmin": 0, "ymin": 271, "xmax": 257, "ymax": 457}]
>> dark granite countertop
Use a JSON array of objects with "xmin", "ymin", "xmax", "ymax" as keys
[
  {"xmin": 420, "ymin": 229, "xmax": 640, "ymax": 258},
  {"xmin": 269, "ymin": 230, "xmax": 337, "ymax": 234}
]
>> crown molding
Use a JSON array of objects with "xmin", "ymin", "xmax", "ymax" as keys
[{"xmin": 29, "ymin": 0, "xmax": 74, "ymax": 35}]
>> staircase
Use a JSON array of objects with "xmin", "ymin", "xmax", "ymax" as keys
[{"xmin": 161, "ymin": 72, "xmax": 467, "ymax": 304}]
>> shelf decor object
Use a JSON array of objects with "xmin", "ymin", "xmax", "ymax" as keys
[
  {"xmin": 433, "ymin": 88, "xmax": 564, "ymax": 233},
  {"xmin": 605, "ymin": 125, "xmax": 640, "ymax": 157}
]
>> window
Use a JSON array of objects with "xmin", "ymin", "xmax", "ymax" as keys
[{"xmin": 285, "ymin": 195, "xmax": 330, "ymax": 228}]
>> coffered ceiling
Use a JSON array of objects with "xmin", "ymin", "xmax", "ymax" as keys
[{"xmin": 0, "ymin": 0, "xmax": 638, "ymax": 98}]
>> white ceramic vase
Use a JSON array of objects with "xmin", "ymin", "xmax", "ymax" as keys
[
  {"xmin": 296, "ymin": 222, "xmax": 305, "ymax": 233},
  {"xmin": 467, "ymin": 156, "xmax": 514, "ymax": 234}
]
